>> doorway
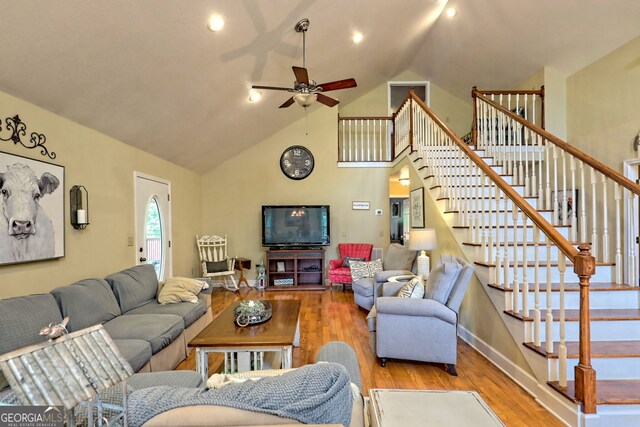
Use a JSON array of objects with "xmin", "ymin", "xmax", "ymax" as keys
[
  {"xmin": 388, "ymin": 81, "xmax": 430, "ymax": 114},
  {"xmin": 134, "ymin": 172, "xmax": 172, "ymax": 280}
]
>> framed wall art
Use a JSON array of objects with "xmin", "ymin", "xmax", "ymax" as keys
[
  {"xmin": 0, "ymin": 151, "xmax": 65, "ymax": 265},
  {"xmin": 552, "ymin": 189, "xmax": 579, "ymax": 226},
  {"xmin": 410, "ymin": 187, "xmax": 425, "ymax": 228}
]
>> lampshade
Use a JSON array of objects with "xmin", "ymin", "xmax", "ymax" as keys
[
  {"xmin": 293, "ymin": 92, "xmax": 317, "ymax": 107},
  {"xmin": 409, "ymin": 228, "xmax": 437, "ymax": 251},
  {"xmin": 409, "ymin": 228, "xmax": 437, "ymax": 279}
]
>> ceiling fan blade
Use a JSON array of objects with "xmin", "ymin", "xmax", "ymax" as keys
[
  {"xmin": 316, "ymin": 93, "xmax": 339, "ymax": 107},
  {"xmin": 317, "ymin": 78, "xmax": 357, "ymax": 92},
  {"xmin": 292, "ymin": 66, "xmax": 309, "ymax": 85},
  {"xmin": 279, "ymin": 97, "xmax": 296, "ymax": 108},
  {"xmin": 252, "ymin": 85, "xmax": 293, "ymax": 92}
]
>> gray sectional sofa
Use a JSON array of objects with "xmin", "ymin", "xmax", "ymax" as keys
[{"xmin": 0, "ymin": 264, "xmax": 213, "ymax": 390}]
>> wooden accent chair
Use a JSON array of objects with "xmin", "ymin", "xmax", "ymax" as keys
[
  {"xmin": 328, "ymin": 243, "xmax": 373, "ymax": 290},
  {"xmin": 196, "ymin": 235, "xmax": 238, "ymax": 292}
]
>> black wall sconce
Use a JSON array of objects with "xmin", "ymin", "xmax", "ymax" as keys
[{"xmin": 70, "ymin": 185, "xmax": 89, "ymax": 230}]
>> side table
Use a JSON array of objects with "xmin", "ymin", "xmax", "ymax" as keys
[{"xmin": 234, "ymin": 257, "xmax": 252, "ymax": 287}]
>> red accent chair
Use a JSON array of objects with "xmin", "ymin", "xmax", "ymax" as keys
[{"xmin": 328, "ymin": 243, "xmax": 374, "ymax": 290}]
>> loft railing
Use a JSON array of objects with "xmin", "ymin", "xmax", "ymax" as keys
[
  {"xmin": 398, "ymin": 90, "xmax": 598, "ymax": 414},
  {"xmin": 337, "ymin": 116, "xmax": 393, "ymax": 162}
]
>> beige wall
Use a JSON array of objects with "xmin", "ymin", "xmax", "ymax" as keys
[
  {"xmin": 0, "ymin": 90, "xmax": 202, "ymax": 299},
  {"xmin": 517, "ymin": 67, "xmax": 567, "ymax": 139},
  {"xmin": 200, "ymin": 107, "xmax": 391, "ymax": 274},
  {"xmin": 567, "ymin": 35, "xmax": 640, "ymax": 171}
]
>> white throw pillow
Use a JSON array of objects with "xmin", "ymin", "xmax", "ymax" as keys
[
  {"xmin": 157, "ymin": 277, "xmax": 208, "ymax": 304},
  {"xmin": 424, "ymin": 262, "xmax": 461, "ymax": 304},
  {"xmin": 396, "ymin": 277, "xmax": 425, "ymax": 298},
  {"xmin": 350, "ymin": 259, "xmax": 383, "ymax": 281}
]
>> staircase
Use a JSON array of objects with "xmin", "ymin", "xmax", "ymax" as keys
[{"xmin": 388, "ymin": 90, "xmax": 640, "ymax": 426}]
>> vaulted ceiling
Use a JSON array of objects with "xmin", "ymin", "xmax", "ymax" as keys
[{"xmin": 0, "ymin": 0, "xmax": 637, "ymax": 173}]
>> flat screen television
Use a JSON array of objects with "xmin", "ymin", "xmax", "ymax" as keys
[{"xmin": 262, "ymin": 205, "xmax": 330, "ymax": 248}]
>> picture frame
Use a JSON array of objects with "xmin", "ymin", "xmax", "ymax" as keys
[
  {"xmin": 552, "ymin": 189, "xmax": 579, "ymax": 226},
  {"xmin": 276, "ymin": 261, "xmax": 286, "ymax": 272},
  {"xmin": 391, "ymin": 202, "xmax": 400, "ymax": 218},
  {"xmin": 0, "ymin": 151, "xmax": 65, "ymax": 265},
  {"xmin": 352, "ymin": 201, "xmax": 370, "ymax": 210},
  {"xmin": 410, "ymin": 187, "xmax": 425, "ymax": 228}
]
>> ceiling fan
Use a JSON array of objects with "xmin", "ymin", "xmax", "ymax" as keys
[{"xmin": 252, "ymin": 18, "xmax": 357, "ymax": 108}]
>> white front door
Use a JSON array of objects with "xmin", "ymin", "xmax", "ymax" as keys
[{"xmin": 134, "ymin": 172, "xmax": 172, "ymax": 280}]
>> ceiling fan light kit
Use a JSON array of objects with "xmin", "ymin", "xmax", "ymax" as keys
[{"xmin": 252, "ymin": 18, "xmax": 357, "ymax": 109}]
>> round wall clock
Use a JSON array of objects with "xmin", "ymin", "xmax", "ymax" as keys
[{"xmin": 279, "ymin": 145, "xmax": 315, "ymax": 180}]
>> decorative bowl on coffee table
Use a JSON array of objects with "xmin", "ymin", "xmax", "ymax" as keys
[{"xmin": 234, "ymin": 300, "xmax": 272, "ymax": 327}]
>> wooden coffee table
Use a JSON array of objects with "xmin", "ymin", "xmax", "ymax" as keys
[{"xmin": 188, "ymin": 299, "xmax": 301, "ymax": 381}]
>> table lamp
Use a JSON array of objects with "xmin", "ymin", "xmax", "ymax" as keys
[{"xmin": 409, "ymin": 228, "xmax": 437, "ymax": 279}]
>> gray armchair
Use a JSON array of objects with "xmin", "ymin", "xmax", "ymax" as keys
[
  {"xmin": 352, "ymin": 243, "xmax": 416, "ymax": 310},
  {"xmin": 373, "ymin": 256, "xmax": 473, "ymax": 375}
]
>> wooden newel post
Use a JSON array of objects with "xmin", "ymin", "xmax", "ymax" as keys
[{"xmin": 573, "ymin": 243, "xmax": 597, "ymax": 414}]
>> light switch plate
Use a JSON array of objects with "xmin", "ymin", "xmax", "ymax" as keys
[{"xmin": 375, "ymin": 209, "xmax": 383, "ymax": 216}]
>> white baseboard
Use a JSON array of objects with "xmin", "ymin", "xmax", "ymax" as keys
[{"xmin": 458, "ymin": 325, "xmax": 577, "ymax": 426}]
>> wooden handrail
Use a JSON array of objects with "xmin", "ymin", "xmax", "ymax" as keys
[
  {"xmin": 338, "ymin": 116, "xmax": 393, "ymax": 121},
  {"xmin": 409, "ymin": 92, "xmax": 580, "ymax": 262},
  {"xmin": 477, "ymin": 94, "xmax": 640, "ymax": 196},
  {"xmin": 473, "ymin": 88, "xmax": 545, "ymax": 96}
]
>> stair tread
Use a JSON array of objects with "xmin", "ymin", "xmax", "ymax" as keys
[
  {"xmin": 426, "ymin": 173, "xmax": 510, "ymax": 178},
  {"xmin": 455, "ymin": 225, "xmax": 570, "ymax": 231},
  {"xmin": 506, "ymin": 308, "xmax": 640, "ymax": 322},
  {"xmin": 463, "ymin": 240, "xmax": 579, "ymax": 247},
  {"xmin": 549, "ymin": 379, "xmax": 640, "ymax": 405},
  {"xmin": 441, "ymin": 196, "xmax": 536, "ymax": 201},
  {"xmin": 524, "ymin": 340, "xmax": 640, "ymax": 359},
  {"xmin": 488, "ymin": 282, "xmax": 637, "ymax": 292},
  {"xmin": 431, "ymin": 184, "xmax": 525, "ymax": 188},
  {"xmin": 475, "ymin": 260, "xmax": 613, "ymax": 267},
  {"xmin": 448, "ymin": 209, "xmax": 553, "ymax": 214}
]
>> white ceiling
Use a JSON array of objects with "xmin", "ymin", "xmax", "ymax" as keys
[{"xmin": 0, "ymin": 0, "xmax": 637, "ymax": 173}]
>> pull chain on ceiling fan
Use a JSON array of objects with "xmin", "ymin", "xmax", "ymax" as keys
[{"xmin": 252, "ymin": 18, "xmax": 357, "ymax": 108}]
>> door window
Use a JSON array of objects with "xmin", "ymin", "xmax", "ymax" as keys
[{"xmin": 145, "ymin": 197, "xmax": 163, "ymax": 278}]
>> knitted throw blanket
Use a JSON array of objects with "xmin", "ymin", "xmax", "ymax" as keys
[{"xmin": 127, "ymin": 363, "xmax": 353, "ymax": 427}]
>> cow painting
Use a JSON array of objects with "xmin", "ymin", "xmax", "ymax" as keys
[{"xmin": 0, "ymin": 163, "xmax": 60, "ymax": 263}]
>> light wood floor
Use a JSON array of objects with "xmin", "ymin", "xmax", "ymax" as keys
[{"xmin": 176, "ymin": 287, "xmax": 564, "ymax": 427}]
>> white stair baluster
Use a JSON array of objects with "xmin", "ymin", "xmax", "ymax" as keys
[
  {"xmin": 602, "ymin": 175, "xmax": 609, "ymax": 262},
  {"xmin": 580, "ymin": 162, "xmax": 587, "ymax": 243},
  {"xmin": 615, "ymin": 183, "xmax": 622, "ymax": 284},
  {"xmin": 591, "ymin": 168, "xmax": 598, "ymax": 260},
  {"xmin": 545, "ymin": 235, "xmax": 554, "ymax": 354},
  {"xmin": 512, "ymin": 203, "xmax": 520, "ymax": 314},
  {"xmin": 533, "ymin": 225, "xmax": 541, "ymax": 347},
  {"xmin": 522, "ymin": 214, "xmax": 530, "ymax": 322},
  {"xmin": 558, "ymin": 255, "xmax": 567, "ymax": 388},
  {"xmin": 570, "ymin": 157, "xmax": 577, "ymax": 242}
]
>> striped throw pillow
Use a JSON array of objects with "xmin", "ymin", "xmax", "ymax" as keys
[
  {"xmin": 350, "ymin": 259, "xmax": 383, "ymax": 281},
  {"xmin": 396, "ymin": 277, "xmax": 425, "ymax": 298}
]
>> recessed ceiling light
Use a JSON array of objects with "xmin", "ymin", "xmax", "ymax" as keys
[
  {"xmin": 248, "ymin": 89, "xmax": 262, "ymax": 103},
  {"xmin": 352, "ymin": 31, "xmax": 363, "ymax": 44},
  {"xmin": 446, "ymin": 8, "xmax": 457, "ymax": 17},
  {"xmin": 208, "ymin": 15, "xmax": 225, "ymax": 32}
]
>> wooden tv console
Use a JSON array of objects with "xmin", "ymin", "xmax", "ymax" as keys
[{"xmin": 265, "ymin": 248, "xmax": 325, "ymax": 291}]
